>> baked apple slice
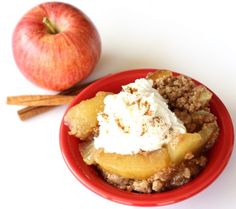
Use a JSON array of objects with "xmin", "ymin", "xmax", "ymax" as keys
[
  {"xmin": 64, "ymin": 91, "xmax": 112, "ymax": 140},
  {"xmin": 198, "ymin": 122, "xmax": 218, "ymax": 144},
  {"xmin": 147, "ymin": 70, "xmax": 173, "ymax": 81},
  {"xmin": 94, "ymin": 148, "xmax": 170, "ymax": 179},
  {"xmin": 167, "ymin": 122, "xmax": 217, "ymax": 164},
  {"xmin": 167, "ymin": 133, "xmax": 204, "ymax": 164},
  {"xmin": 79, "ymin": 140, "xmax": 97, "ymax": 165}
]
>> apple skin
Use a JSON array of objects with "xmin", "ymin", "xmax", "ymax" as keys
[{"xmin": 12, "ymin": 2, "xmax": 101, "ymax": 91}]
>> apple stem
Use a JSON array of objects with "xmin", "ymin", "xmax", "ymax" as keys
[{"xmin": 42, "ymin": 17, "xmax": 58, "ymax": 34}]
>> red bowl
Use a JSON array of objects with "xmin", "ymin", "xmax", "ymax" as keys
[{"xmin": 60, "ymin": 69, "xmax": 234, "ymax": 206}]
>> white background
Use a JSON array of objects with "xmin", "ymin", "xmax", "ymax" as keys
[{"xmin": 0, "ymin": 0, "xmax": 235, "ymax": 208}]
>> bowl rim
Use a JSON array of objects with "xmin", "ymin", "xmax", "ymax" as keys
[{"xmin": 60, "ymin": 69, "xmax": 234, "ymax": 206}]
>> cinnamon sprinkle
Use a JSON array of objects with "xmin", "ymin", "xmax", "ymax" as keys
[{"xmin": 115, "ymin": 118, "xmax": 130, "ymax": 133}]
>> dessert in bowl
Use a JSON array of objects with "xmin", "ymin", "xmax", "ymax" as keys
[{"xmin": 60, "ymin": 69, "xmax": 234, "ymax": 206}]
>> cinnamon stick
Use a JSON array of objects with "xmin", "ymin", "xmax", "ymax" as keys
[
  {"xmin": 7, "ymin": 95, "xmax": 75, "ymax": 106},
  {"xmin": 17, "ymin": 106, "xmax": 55, "ymax": 121}
]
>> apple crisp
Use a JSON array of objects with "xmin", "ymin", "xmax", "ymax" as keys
[{"xmin": 65, "ymin": 70, "xmax": 219, "ymax": 193}]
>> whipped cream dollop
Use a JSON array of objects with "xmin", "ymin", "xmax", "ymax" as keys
[{"xmin": 94, "ymin": 78, "xmax": 186, "ymax": 155}]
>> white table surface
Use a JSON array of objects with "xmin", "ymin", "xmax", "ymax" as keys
[{"xmin": 0, "ymin": 0, "xmax": 235, "ymax": 208}]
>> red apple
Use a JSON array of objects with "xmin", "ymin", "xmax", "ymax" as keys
[{"xmin": 12, "ymin": 2, "xmax": 101, "ymax": 91}]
